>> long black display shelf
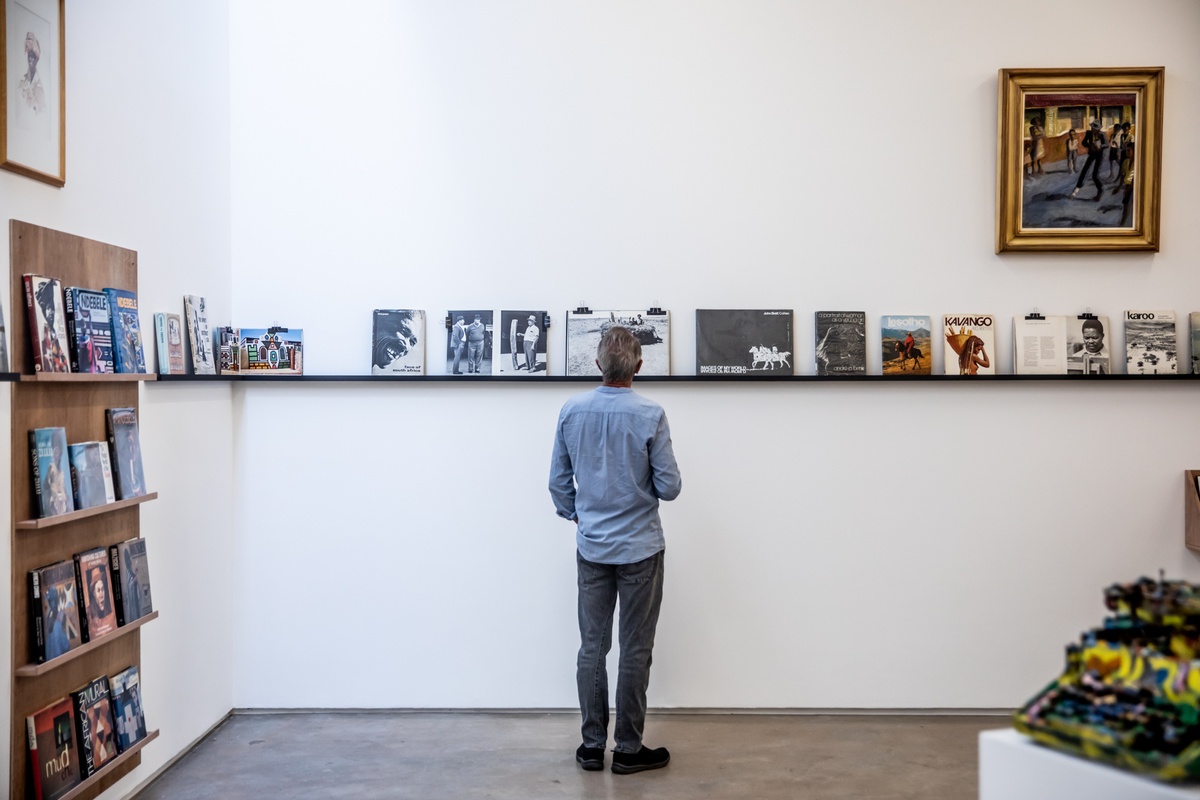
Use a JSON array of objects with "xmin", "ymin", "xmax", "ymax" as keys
[{"xmin": 151, "ymin": 373, "xmax": 1200, "ymax": 383}]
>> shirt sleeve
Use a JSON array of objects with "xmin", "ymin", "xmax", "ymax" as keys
[
  {"xmin": 548, "ymin": 414, "xmax": 577, "ymax": 519},
  {"xmin": 648, "ymin": 412, "xmax": 682, "ymax": 501}
]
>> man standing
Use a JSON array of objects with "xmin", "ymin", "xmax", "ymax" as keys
[
  {"xmin": 466, "ymin": 314, "xmax": 486, "ymax": 374},
  {"xmin": 523, "ymin": 315, "xmax": 540, "ymax": 372},
  {"xmin": 549, "ymin": 325, "xmax": 682, "ymax": 775},
  {"xmin": 1071, "ymin": 121, "xmax": 1107, "ymax": 201},
  {"xmin": 450, "ymin": 315, "xmax": 466, "ymax": 374}
]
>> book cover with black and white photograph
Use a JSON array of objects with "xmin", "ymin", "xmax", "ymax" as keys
[
  {"xmin": 64, "ymin": 288, "xmax": 114, "ymax": 373},
  {"xmin": 154, "ymin": 312, "xmax": 186, "ymax": 374},
  {"xmin": 566, "ymin": 310, "xmax": 670, "ymax": 377},
  {"xmin": 70, "ymin": 676, "xmax": 117, "ymax": 779},
  {"xmin": 1066, "ymin": 316, "xmax": 1111, "ymax": 375},
  {"xmin": 814, "ymin": 311, "xmax": 866, "ymax": 376},
  {"xmin": 446, "ymin": 310, "xmax": 493, "ymax": 375},
  {"xmin": 1013, "ymin": 315, "xmax": 1067, "ymax": 375},
  {"xmin": 1125, "ymin": 310, "xmax": 1177, "ymax": 374},
  {"xmin": 30, "ymin": 427, "xmax": 74, "ymax": 518},
  {"xmin": 695, "ymin": 309, "xmax": 792, "ymax": 376},
  {"xmin": 106, "ymin": 407, "xmax": 146, "ymax": 500},
  {"xmin": 68, "ymin": 442, "xmax": 116, "ymax": 510},
  {"xmin": 30, "ymin": 559, "xmax": 82, "ymax": 663},
  {"xmin": 26, "ymin": 696, "xmax": 81, "ymax": 799},
  {"xmin": 498, "ymin": 310, "xmax": 548, "ymax": 376},
  {"xmin": 109, "ymin": 538, "xmax": 153, "ymax": 626},
  {"xmin": 372, "ymin": 309, "xmax": 425, "ymax": 375},
  {"xmin": 109, "ymin": 665, "xmax": 147, "ymax": 753},
  {"xmin": 183, "ymin": 294, "xmax": 216, "ymax": 375},
  {"xmin": 943, "ymin": 314, "xmax": 996, "ymax": 376},
  {"xmin": 1190, "ymin": 313, "xmax": 1200, "ymax": 375},
  {"xmin": 880, "ymin": 315, "xmax": 932, "ymax": 375},
  {"xmin": 23, "ymin": 274, "xmax": 70, "ymax": 373},
  {"xmin": 74, "ymin": 547, "xmax": 118, "ymax": 643}
]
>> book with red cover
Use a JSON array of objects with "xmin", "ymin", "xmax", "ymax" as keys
[
  {"xmin": 26, "ymin": 696, "xmax": 81, "ymax": 800},
  {"xmin": 23, "ymin": 274, "xmax": 71, "ymax": 373},
  {"xmin": 74, "ymin": 548, "xmax": 118, "ymax": 642}
]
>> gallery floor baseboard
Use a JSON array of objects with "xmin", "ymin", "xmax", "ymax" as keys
[
  {"xmin": 232, "ymin": 707, "xmax": 1013, "ymax": 717},
  {"xmin": 123, "ymin": 710, "xmax": 233, "ymax": 799}
]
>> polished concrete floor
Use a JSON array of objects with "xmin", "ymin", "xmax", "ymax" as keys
[{"xmin": 134, "ymin": 711, "xmax": 1004, "ymax": 800}]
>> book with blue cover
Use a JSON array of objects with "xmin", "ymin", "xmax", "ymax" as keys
[
  {"xmin": 109, "ymin": 665, "xmax": 147, "ymax": 753},
  {"xmin": 104, "ymin": 288, "xmax": 147, "ymax": 374},
  {"xmin": 63, "ymin": 288, "xmax": 114, "ymax": 373},
  {"xmin": 109, "ymin": 538, "xmax": 153, "ymax": 626},
  {"xmin": 68, "ymin": 442, "xmax": 116, "ymax": 510},
  {"xmin": 30, "ymin": 559, "xmax": 83, "ymax": 663},
  {"xmin": 30, "ymin": 427, "xmax": 74, "ymax": 518},
  {"xmin": 105, "ymin": 408, "xmax": 146, "ymax": 500}
]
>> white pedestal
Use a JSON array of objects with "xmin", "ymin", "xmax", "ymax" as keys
[{"xmin": 979, "ymin": 729, "xmax": 1200, "ymax": 800}]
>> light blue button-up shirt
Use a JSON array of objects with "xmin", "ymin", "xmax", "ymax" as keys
[{"xmin": 549, "ymin": 386, "xmax": 682, "ymax": 564}]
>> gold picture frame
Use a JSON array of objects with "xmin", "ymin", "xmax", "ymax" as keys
[
  {"xmin": 1, "ymin": 0, "xmax": 65, "ymax": 186},
  {"xmin": 996, "ymin": 67, "xmax": 1163, "ymax": 253}
]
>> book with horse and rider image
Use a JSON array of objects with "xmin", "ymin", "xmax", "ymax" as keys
[
  {"xmin": 695, "ymin": 309, "xmax": 793, "ymax": 376},
  {"xmin": 880, "ymin": 316, "xmax": 932, "ymax": 375}
]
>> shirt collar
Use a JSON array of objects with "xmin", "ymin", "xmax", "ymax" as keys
[{"xmin": 596, "ymin": 385, "xmax": 632, "ymax": 394}]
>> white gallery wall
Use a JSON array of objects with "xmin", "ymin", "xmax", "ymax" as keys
[
  {"xmin": 228, "ymin": 0, "xmax": 1200, "ymax": 710},
  {"xmin": 0, "ymin": 1, "xmax": 235, "ymax": 794}
]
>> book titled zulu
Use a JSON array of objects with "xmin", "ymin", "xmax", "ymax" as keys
[
  {"xmin": 183, "ymin": 294, "xmax": 216, "ymax": 374},
  {"xmin": 106, "ymin": 407, "xmax": 147, "ymax": 500},
  {"xmin": 26, "ymin": 696, "xmax": 81, "ymax": 800},
  {"xmin": 1125, "ymin": 310, "xmax": 1177, "ymax": 374},
  {"xmin": 63, "ymin": 288, "xmax": 114, "ymax": 373},
  {"xmin": 70, "ymin": 676, "xmax": 118, "ymax": 779},
  {"xmin": 154, "ymin": 312, "xmax": 186, "ymax": 374},
  {"xmin": 68, "ymin": 442, "xmax": 116, "ymax": 510},
  {"xmin": 30, "ymin": 427, "xmax": 75, "ymax": 518},
  {"xmin": 943, "ymin": 314, "xmax": 996, "ymax": 375},
  {"xmin": 565, "ymin": 309, "xmax": 671, "ymax": 377},
  {"xmin": 695, "ymin": 309, "xmax": 793, "ymax": 376},
  {"xmin": 814, "ymin": 311, "xmax": 866, "ymax": 375},
  {"xmin": 23, "ymin": 274, "xmax": 70, "ymax": 373},
  {"xmin": 240, "ymin": 328, "xmax": 303, "ymax": 374},
  {"xmin": 30, "ymin": 559, "xmax": 83, "ymax": 663},
  {"xmin": 74, "ymin": 547, "xmax": 118, "ymax": 643},
  {"xmin": 881, "ymin": 316, "xmax": 931, "ymax": 375},
  {"xmin": 109, "ymin": 538, "xmax": 153, "ymax": 625},
  {"xmin": 109, "ymin": 665, "xmax": 147, "ymax": 753},
  {"xmin": 105, "ymin": 288, "xmax": 147, "ymax": 373},
  {"xmin": 372, "ymin": 310, "xmax": 425, "ymax": 374}
]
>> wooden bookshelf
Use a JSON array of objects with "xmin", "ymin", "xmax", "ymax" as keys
[{"xmin": 10, "ymin": 221, "xmax": 155, "ymax": 800}]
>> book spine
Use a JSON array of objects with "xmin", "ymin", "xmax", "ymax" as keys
[
  {"xmin": 155, "ymin": 313, "xmax": 169, "ymax": 374},
  {"xmin": 24, "ymin": 275, "xmax": 41, "ymax": 372},
  {"xmin": 72, "ymin": 690, "xmax": 96, "ymax": 778},
  {"xmin": 29, "ymin": 430, "xmax": 44, "ymax": 518},
  {"xmin": 27, "ymin": 715, "xmax": 43, "ymax": 800},
  {"xmin": 107, "ymin": 289, "xmax": 126, "ymax": 373},
  {"xmin": 105, "ymin": 410, "xmax": 122, "ymax": 500},
  {"xmin": 29, "ymin": 570, "xmax": 46, "ymax": 663},
  {"xmin": 109, "ymin": 545, "xmax": 126, "ymax": 627},
  {"xmin": 64, "ymin": 288, "xmax": 81, "ymax": 373},
  {"xmin": 69, "ymin": 453, "xmax": 83, "ymax": 510},
  {"xmin": 74, "ymin": 555, "xmax": 92, "ymax": 643}
]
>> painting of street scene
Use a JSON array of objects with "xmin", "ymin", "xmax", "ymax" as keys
[{"xmin": 1021, "ymin": 92, "xmax": 1137, "ymax": 229}]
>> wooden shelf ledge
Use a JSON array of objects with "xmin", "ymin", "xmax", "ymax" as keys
[
  {"xmin": 149, "ymin": 373, "xmax": 1200, "ymax": 383},
  {"xmin": 16, "ymin": 612, "xmax": 159, "ymax": 678},
  {"xmin": 18, "ymin": 372, "xmax": 157, "ymax": 382},
  {"xmin": 16, "ymin": 493, "xmax": 157, "ymax": 530},
  {"xmin": 57, "ymin": 729, "xmax": 159, "ymax": 800}
]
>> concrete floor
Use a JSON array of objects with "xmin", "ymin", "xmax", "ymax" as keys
[{"xmin": 134, "ymin": 711, "xmax": 1005, "ymax": 800}]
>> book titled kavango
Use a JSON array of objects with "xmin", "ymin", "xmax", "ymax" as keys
[{"xmin": 943, "ymin": 314, "xmax": 996, "ymax": 376}]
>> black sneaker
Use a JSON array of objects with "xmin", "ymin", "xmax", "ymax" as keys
[
  {"xmin": 611, "ymin": 745, "xmax": 670, "ymax": 774},
  {"xmin": 576, "ymin": 744, "xmax": 604, "ymax": 771}
]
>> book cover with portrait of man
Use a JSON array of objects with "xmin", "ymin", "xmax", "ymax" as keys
[
  {"xmin": 73, "ymin": 547, "xmax": 118, "ymax": 643},
  {"xmin": 1066, "ymin": 315, "xmax": 1111, "ymax": 375},
  {"xmin": 372, "ymin": 309, "xmax": 425, "ymax": 375}
]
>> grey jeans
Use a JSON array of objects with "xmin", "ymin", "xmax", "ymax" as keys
[{"xmin": 576, "ymin": 549, "xmax": 665, "ymax": 753}]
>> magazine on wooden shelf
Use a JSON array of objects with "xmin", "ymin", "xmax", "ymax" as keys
[
  {"xmin": 104, "ymin": 288, "xmax": 147, "ymax": 374},
  {"xmin": 109, "ymin": 538, "xmax": 153, "ymax": 626},
  {"xmin": 1013, "ymin": 315, "xmax": 1066, "ymax": 375},
  {"xmin": 154, "ymin": 312, "xmax": 185, "ymax": 374},
  {"xmin": 23, "ymin": 274, "xmax": 70, "ymax": 373},
  {"xmin": 1066, "ymin": 316, "xmax": 1111, "ymax": 375},
  {"xmin": 565, "ymin": 310, "xmax": 670, "ymax": 377},
  {"xmin": 30, "ymin": 427, "xmax": 75, "ymax": 518},
  {"xmin": 70, "ymin": 676, "xmax": 118, "ymax": 779},
  {"xmin": 68, "ymin": 442, "xmax": 116, "ymax": 510},
  {"xmin": 26, "ymin": 696, "xmax": 81, "ymax": 800},
  {"xmin": 814, "ymin": 311, "xmax": 866, "ymax": 376},
  {"xmin": 696, "ymin": 309, "xmax": 793, "ymax": 376},
  {"xmin": 446, "ymin": 311, "xmax": 494, "ymax": 376},
  {"xmin": 372, "ymin": 310, "xmax": 425, "ymax": 375},
  {"xmin": 183, "ymin": 295, "xmax": 216, "ymax": 375},
  {"xmin": 109, "ymin": 665, "xmax": 147, "ymax": 753},
  {"xmin": 880, "ymin": 316, "xmax": 932, "ymax": 375},
  {"xmin": 106, "ymin": 407, "xmax": 146, "ymax": 500},
  {"xmin": 30, "ymin": 559, "xmax": 83, "ymax": 663},
  {"xmin": 63, "ymin": 288, "xmax": 114, "ymax": 373},
  {"xmin": 240, "ymin": 328, "xmax": 303, "ymax": 374},
  {"xmin": 74, "ymin": 547, "xmax": 118, "ymax": 643},
  {"xmin": 216, "ymin": 327, "xmax": 241, "ymax": 374},
  {"xmin": 942, "ymin": 314, "xmax": 996, "ymax": 376},
  {"xmin": 498, "ymin": 310, "xmax": 548, "ymax": 376},
  {"xmin": 1125, "ymin": 310, "xmax": 1177, "ymax": 374}
]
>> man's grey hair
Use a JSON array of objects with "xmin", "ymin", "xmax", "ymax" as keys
[{"xmin": 597, "ymin": 326, "xmax": 641, "ymax": 383}]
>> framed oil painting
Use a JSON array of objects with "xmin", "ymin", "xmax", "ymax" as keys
[
  {"xmin": 996, "ymin": 67, "xmax": 1163, "ymax": 253},
  {"xmin": 1, "ymin": 0, "xmax": 64, "ymax": 186}
]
